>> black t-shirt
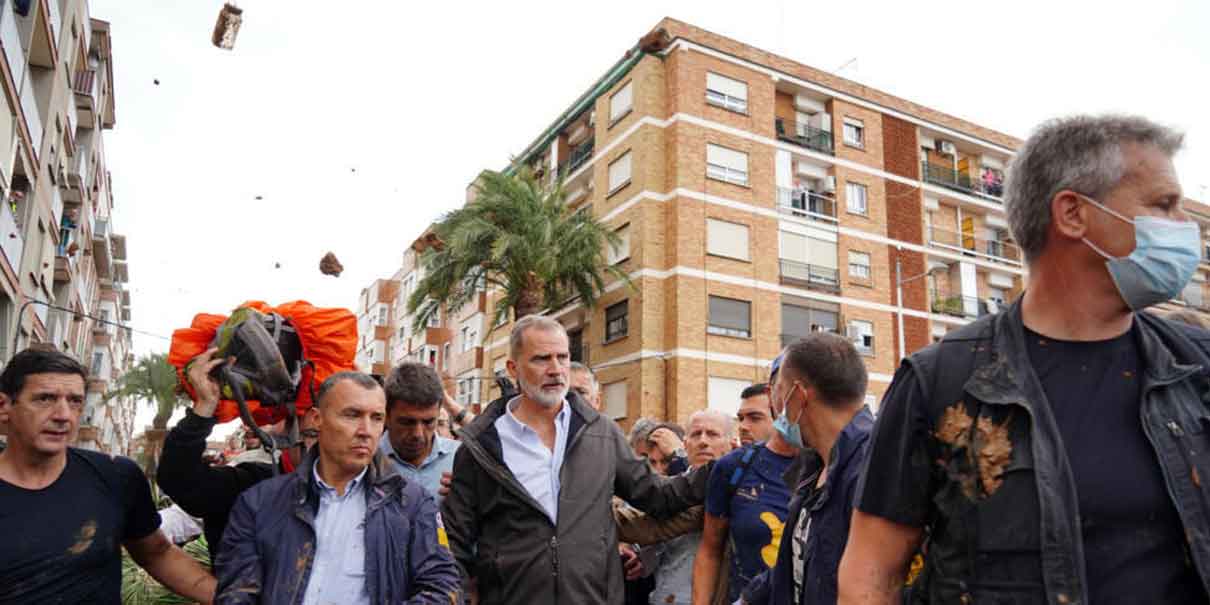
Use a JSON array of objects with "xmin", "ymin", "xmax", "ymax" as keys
[
  {"xmin": 856, "ymin": 326, "xmax": 1207, "ymax": 603},
  {"xmin": 1024, "ymin": 326, "xmax": 1204, "ymax": 603},
  {"xmin": 0, "ymin": 448, "xmax": 161, "ymax": 604}
]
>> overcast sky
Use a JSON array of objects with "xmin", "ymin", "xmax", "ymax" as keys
[{"xmin": 94, "ymin": 0, "xmax": 1207, "ymax": 436}]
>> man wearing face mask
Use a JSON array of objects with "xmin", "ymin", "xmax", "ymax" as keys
[
  {"xmin": 442, "ymin": 315, "xmax": 712, "ymax": 605},
  {"xmin": 736, "ymin": 334, "xmax": 872, "ymax": 605},
  {"xmin": 839, "ymin": 115, "xmax": 1210, "ymax": 605}
]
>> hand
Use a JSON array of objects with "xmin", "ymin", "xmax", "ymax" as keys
[
  {"xmin": 438, "ymin": 471, "xmax": 452, "ymax": 498},
  {"xmin": 648, "ymin": 427, "xmax": 684, "ymax": 457},
  {"xmin": 185, "ymin": 348, "xmax": 230, "ymax": 418},
  {"xmin": 619, "ymin": 544, "xmax": 645, "ymax": 581}
]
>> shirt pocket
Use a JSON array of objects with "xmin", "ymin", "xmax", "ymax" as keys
[{"xmin": 342, "ymin": 527, "xmax": 367, "ymax": 579}]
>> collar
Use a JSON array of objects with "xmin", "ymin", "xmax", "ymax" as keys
[
  {"xmin": 311, "ymin": 461, "xmax": 368, "ymax": 497},
  {"xmin": 378, "ymin": 433, "xmax": 459, "ymax": 467},
  {"xmin": 828, "ymin": 406, "xmax": 874, "ymax": 472},
  {"xmin": 500, "ymin": 396, "xmax": 569, "ymax": 434}
]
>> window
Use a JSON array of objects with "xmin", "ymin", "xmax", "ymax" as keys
[
  {"xmin": 848, "ymin": 320, "xmax": 875, "ymax": 356},
  {"xmin": 846, "ymin": 182, "xmax": 868, "ymax": 215},
  {"xmin": 442, "ymin": 343, "xmax": 451, "ymax": 368},
  {"xmin": 781, "ymin": 302, "xmax": 839, "ymax": 347},
  {"xmin": 707, "ymin": 376, "xmax": 750, "ymax": 417},
  {"xmin": 843, "ymin": 117, "xmax": 864, "ymax": 147},
  {"xmin": 607, "ymin": 224, "xmax": 630, "ymax": 265},
  {"xmin": 603, "ymin": 381, "xmax": 628, "ymax": 420},
  {"xmin": 608, "ymin": 151, "xmax": 632, "ymax": 194},
  {"xmin": 706, "ymin": 218, "xmax": 750, "ymax": 261},
  {"xmin": 376, "ymin": 306, "xmax": 388, "ymax": 326},
  {"xmin": 706, "ymin": 144, "xmax": 748, "ymax": 186},
  {"xmin": 849, "ymin": 251, "xmax": 871, "ymax": 280},
  {"xmin": 605, "ymin": 301, "xmax": 629, "ymax": 342},
  {"xmin": 705, "ymin": 72, "xmax": 748, "ymax": 113},
  {"xmin": 610, "ymin": 81, "xmax": 633, "ymax": 124},
  {"xmin": 708, "ymin": 296, "xmax": 751, "ymax": 338},
  {"xmin": 427, "ymin": 347, "xmax": 437, "ymax": 366},
  {"xmin": 460, "ymin": 326, "xmax": 471, "ymax": 352},
  {"xmin": 427, "ymin": 310, "xmax": 440, "ymax": 328}
]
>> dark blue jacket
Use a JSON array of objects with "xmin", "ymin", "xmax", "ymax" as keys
[
  {"xmin": 742, "ymin": 407, "xmax": 874, "ymax": 605},
  {"xmin": 214, "ymin": 449, "xmax": 461, "ymax": 604}
]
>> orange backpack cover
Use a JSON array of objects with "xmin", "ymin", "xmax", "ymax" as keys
[{"xmin": 167, "ymin": 300, "xmax": 358, "ymax": 425}]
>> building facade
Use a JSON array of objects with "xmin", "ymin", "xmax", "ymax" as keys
[
  {"xmin": 0, "ymin": 1, "xmax": 134, "ymax": 455},
  {"xmin": 371, "ymin": 18, "xmax": 1209, "ymax": 428}
]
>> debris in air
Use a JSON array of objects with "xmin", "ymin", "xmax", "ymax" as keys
[
  {"xmin": 254, "ymin": 195, "xmax": 263, "ymax": 200},
  {"xmin": 211, "ymin": 3, "xmax": 243, "ymax": 51},
  {"xmin": 319, "ymin": 252, "xmax": 343, "ymax": 277},
  {"xmin": 153, "ymin": 79, "xmax": 160, "ymax": 86},
  {"xmin": 274, "ymin": 262, "xmax": 281, "ymax": 269}
]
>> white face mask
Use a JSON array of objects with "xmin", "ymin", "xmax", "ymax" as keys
[{"xmin": 1079, "ymin": 194, "xmax": 1201, "ymax": 310}]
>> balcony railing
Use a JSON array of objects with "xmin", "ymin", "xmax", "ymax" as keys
[
  {"xmin": 0, "ymin": 198, "xmax": 23, "ymax": 272},
  {"xmin": 0, "ymin": 4, "xmax": 25, "ymax": 89},
  {"xmin": 775, "ymin": 118, "xmax": 834, "ymax": 155},
  {"xmin": 779, "ymin": 259, "xmax": 840, "ymax": 293},
  {"xmin": 563, "ymin": 139, "xmax": 594, "ymax": 176},
  {"xmin": 19, "ymin": 70, "xmax": 42, "ymax": 153},
  {"xmin": 921, "ymin": 162, "xmax": 1005, "ymax": 200},
  {"xmin": 777, "ymin": 187, "xmax": 837, "ymax": 222},
  {"xmin": 930, "ymin": 292, "xmax": 989, "ymax": 319},
  {"xmin": 927, "ymin": 225, "xmax": 1021, "ymax": 265}
]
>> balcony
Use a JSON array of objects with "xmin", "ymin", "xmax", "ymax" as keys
[
  {"xmin": 92, "ymin": 218, "xmax": 112, "ymax": 278},
  {"xmin": 921, "ymin": 162, "xmax": 1005, "ymax": 201},
  {"xmin": 19, "ymin": 71, "xmax": 43, "ymax": 155},
  {"xmin": 779, "ymin": 258, "xmax": 840, "ymax": 293},
  {"xmin": 931, "ymin": 291, "xmax": 991, "ymax": 319},
  {"xmin": 775, "ymin": 118, "xmax": 834, "ymax": 155},
  {"xmin": 777, "ymin": 187, "xmax": 837, "ymax": 223},
  {"xmin": 1, "ymin": 4, "xmax": 25, "ymax": 89},
  {"xmin": 74, "ymin": 69, "xmax": 97, "ymax": 127},
  {"xmin": 558, "ymin": 139, "xmax": 594, "ymax": 178},
  {"xmin": 0, "ymin": 199, "xmax": 23, "ymax": 272},
  {"xmin": 927, "ymin": 226, "xmax": 1022, "ymax": 266}
]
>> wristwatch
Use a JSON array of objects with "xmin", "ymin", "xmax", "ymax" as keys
[{"xmin": 453, "ymin": 409, "xmax": 469, "ymax": 424}]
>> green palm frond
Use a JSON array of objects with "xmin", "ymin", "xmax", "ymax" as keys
[{"xmin": 409, "ymin": 167, "xmax": 633, "ymax": 335}]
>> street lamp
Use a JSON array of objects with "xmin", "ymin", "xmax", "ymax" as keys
[{"xmin": 894, "ymin": 251, "xmax": 950, "ymax": 360}]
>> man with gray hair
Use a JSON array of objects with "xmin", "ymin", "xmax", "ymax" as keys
[
  {"xmin": 443, "ymin": 315, "xmax": 712, "ymax": 605},
  {"xmin": 839, "ymin": 115, "xmax": 1210, "ymax": 604},
  {"xmin": 569, "ymin": 361, "xmax": 602, "ymax": 411}
]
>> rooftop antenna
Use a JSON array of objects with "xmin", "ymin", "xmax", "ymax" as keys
[{"xmin": 836, "ymin": 57, "xmax": 858, "ymax": 76}]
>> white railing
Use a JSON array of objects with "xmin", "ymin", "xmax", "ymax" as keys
[
  {"xmin": 0, "ymin": 4, "xmax": 24, "ymax": 87},
  {"xmin": 46, "ymin": 0, "xmax": 61, "ymax": 52},
  {"xmin": 50, "ymin": 179, "xmax": 62, "ymax": 226},
  {"xmin": 19, "ymin": 70, "xmax": 42, "ymax": 154},
  {"xmin": 0, "ymin": 199, "xmax": 22, "ymax": 271}
]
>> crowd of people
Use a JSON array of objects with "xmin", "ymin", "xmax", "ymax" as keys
[{"xmin": 2, "ymin": 113, "xmax": 1210, "ymax": 604}]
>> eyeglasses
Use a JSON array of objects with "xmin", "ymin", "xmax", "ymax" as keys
[{"xmin": 299, "ymin": 429, "xmax": 320, "ymax": 440}]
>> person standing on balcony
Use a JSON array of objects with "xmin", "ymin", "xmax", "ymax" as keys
[
  {"xmin": 839, "ymin": 115, "xmax": 1210, "ymax": 604},
  {"xmin": 0, "ymin": 348, "xmax": 216, "ymax": 604}
]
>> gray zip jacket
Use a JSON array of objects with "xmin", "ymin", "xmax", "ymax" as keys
[{"xmin": 441, "ymin": 393, "xmax": 710, "ymax": 604}]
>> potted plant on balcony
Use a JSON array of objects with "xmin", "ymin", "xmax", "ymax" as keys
[{"xmin": 408, "ymin": 167, "xmax": 631, "ymax": 333}]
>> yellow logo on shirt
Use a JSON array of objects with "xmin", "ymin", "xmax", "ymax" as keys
[{"xmin": 759, "ymin": 512, "xmax": 785, "ymax": 567}]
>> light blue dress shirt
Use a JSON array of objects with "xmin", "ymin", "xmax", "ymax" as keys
[
  {"xmin": 494, "ymin": 396, "xmax": 571, "ymax": 523},
  {"xmin": 302, "ymin": 464, "xmax": 370, "ymax": 605},
  {"xmin": 378, "ymin": 433, "xmax": 460, "ymax": 507}
]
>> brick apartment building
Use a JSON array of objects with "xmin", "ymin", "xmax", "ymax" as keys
[
  {"xmin": 361, "ymin": 17, "xmax": 1210, "ymax": 427},
  {"xmin": 0, "ymin": 1, "xmax": 135, "ymax": 455}
]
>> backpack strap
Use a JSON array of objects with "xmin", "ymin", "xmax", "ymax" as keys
[{"xmin": 725, "ymin": 443, "xmax": 763, "ymax": 500}]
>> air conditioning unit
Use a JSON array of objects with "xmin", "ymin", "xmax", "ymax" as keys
[
  {"xmin": 935, "ymin": 139, "xmax": 957, "ymax": 155},
  {"xmin": 822, "ymin": 176, "xmax": 837, "ymax": 192}
]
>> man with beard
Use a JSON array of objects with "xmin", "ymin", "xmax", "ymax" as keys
[{"xmin": 442, "ymin": 315, "xmax": 711, "ymax": 605}]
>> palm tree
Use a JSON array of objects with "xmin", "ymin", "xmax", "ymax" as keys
[
  {"xmin": 106, "ymin": 353, "xmax": 189, "ymax": 481},
  {"xmin": 408, "ymin": 167, "xmax": 629, "ymax": 332}
]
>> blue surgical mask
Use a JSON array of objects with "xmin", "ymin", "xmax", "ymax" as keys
[
  {"xmin": 1080, "ymin": 194, "xmax": 1201, "ymax": 310},
  {"xmin": 773, "ymin": 383, "xmax": 806, "ymax": 449}
]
